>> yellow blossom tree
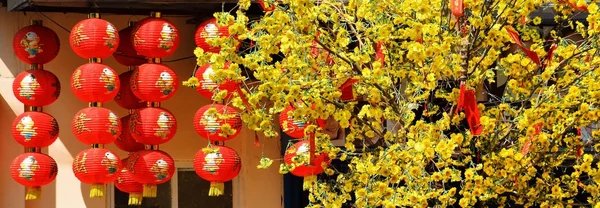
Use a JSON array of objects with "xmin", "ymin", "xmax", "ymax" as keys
[{"xmin": 189, "ymin": 0, "xmax": 600, "ymax": 207}]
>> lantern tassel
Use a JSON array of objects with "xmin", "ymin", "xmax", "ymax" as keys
[
  {"xmin": 90, "ymin": 184, "xmax": 105, "ymax": 198},
  {"xmin": 209, "ymin": 182, "xmax": 225, "ymax": 196},
  {"xmin": 303, "ymin": 175, "xmax": 317, "ymax": 190},
  {"xmin": 143, "ymin": 184, "xmax": 157, "ymax": 198},
  {"xmin": 25, "ymin": 186, "xmax": 41, "ymax": 200},
  {"xmin": 128, "ymin": 192, "xmax": 143, "ymax": 205}
]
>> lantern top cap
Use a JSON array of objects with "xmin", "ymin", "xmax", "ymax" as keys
[
  {"xmin": 150, "ymin": 12, "xmax": 162, "ymax": 18},
  {"xmin": 88, "ymin": 13, "xmax": 101, "ymax": 19},
  {"xmin": 30, "ymin": 20, "xmax": 43, "ymax": 25}
]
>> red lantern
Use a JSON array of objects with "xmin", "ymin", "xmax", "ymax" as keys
[
  {"xmin": 73, "ymin": 148, "xmax": 122, "ymax": 198},
  {"xmin": 115, "ymin": 115, "xmax": 146, "ymax": 152},
  {"xmin": 258, "ymin": 0, "xmax": 276, "ymax": 12},
  {"xmin": 129, "ymin": 107, "xmax": 177, "ymax": 145},
  {"xmin": 279, "ymin": 105, "xmax": 309, "ymax": 139},
  {"xmin": 114, "ymin": 70, "xmax": 146, "ymax": 109},
  {"xmin": 10, "ymin": 152, "xmax": 58, "ymax": 200},
  {"xmin": 114, "ymin": 25, "xmax": 147, "ymax": 66},
  {"xmin": 194, "ymin": 63, "xmax": 240, "ymax": 100},
  {"xmin": 71, "ymin": 107, "xmax": 121, "ymax": 145},
  {"xmin": 284, "ymin": 141, "xmax": 329, "ymax": 190},
  {"xmin": 194, "ymin": 104, "xmax": 242, "ymax": 142},
  {"xmin": 12, "ymin": 69, "xmax": 60, "ymax": 107},
  {"xmin": 130, "ymin": 63, "xmax": 178, "ymax": 102},
  {"xmin": 195, "ymin": 18, "xmax": 239, "ymax": 53},
  {"xmin": 13, "ymin": 24, "xmax": 60, "ymax": 65},
  {"xmin": 71, "ymin": 63, "xmax": 120, "ymax": 103},
  {"xmin": 132, "ymin": 17, "xmax": 180, "ymax": 58},
  {"xmin": 12, "ymin": 111, "xmax": 59, "ymax": 148},
  {"xmin": 193, "ymin": 146, "xmax": 241, "ymax": 196},
  {"xmin": 69, "ymin": 18, "xmax": 119, "ymax": 59},
  {"xmin": 115, "ymin": 157, "xmax": 144, "ymax": 206},
  {"xmin": 127, "ymin": 150, "xmax": 175, "ymax": 197}
]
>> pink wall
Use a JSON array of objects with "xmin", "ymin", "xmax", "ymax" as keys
[{"xmin": 0, "ymin": 9, "xmax": 282, "ymax": 208}]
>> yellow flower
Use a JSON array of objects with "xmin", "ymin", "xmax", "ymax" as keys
[{"xmin": 183, "ymin": 77, "xmax": 200, "ymax": 88}]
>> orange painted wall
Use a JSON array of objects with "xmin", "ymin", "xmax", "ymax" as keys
[{"xmin": 0, "ymin": 9, "xmax": 283, "ymax": 208}]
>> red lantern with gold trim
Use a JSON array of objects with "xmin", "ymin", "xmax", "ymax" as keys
[
  {"xmin": 114, "ymin": 25, "xmax": 147, "ymax": 66},
  {"xmin": 132, "ymin": 17, "xmax": 180, "ymax": 58},
  {"xmin": 12, "ymin": 69, "xmax": 60, "ymax": 107},
  {"xmin": 69, "ymin": 18, "xmax": 119, "ymax": 59},
  {"xmin": 114, "ymin": 70, "xmax": 145, "ymax": 109},
  {"xmin": 71, "ymin": 107, "xmax": 121, "ymax": 145},
  {"xmin": 279, "ymin": 105, "xmax": 308, "ymax": 139},
  {"xmin": 13, "ymin": 23, "xmax": 60, "ymax": 65},
  {"xmin": 130, "ymin": 63, "xmax": 178, "ymax": 102},
  {"xmin": 115, "ymin": 115, "xmax": 146, "ymax": 152},
  {"xmin": 284, "ymin": 140, "xmax": 329, "ymax": 190},
  {"xmin": 10, "ymin": 152, "xmax": 58, "ymax": 200},
  {"xmin": 71, "ymin": 63, "xmax": 120, "ymax": 103},
  {"xmin": 127, "ymin": 150, "xmax": 175, "ymax": 197},
  {"xmin": 194, "ymin": 104, "xmax": 242, "ymax": 142},
  {"xmin": 115, "ymin": 157, "xmax": 144, "ymax": 206},
  {"xmin": 195, "ymin": 18, "xmax": 239, "ymax": 53},
  {"xmin": 194, "ymin": 63, "xmax": 240, "ymax": 100},
  {"xmin": 129, "ymin": 107, "xmax": 177, "ymax": 145},
  {"xmin": 193, "ymin": 145, "xmax": 241, "ymax": 196},
  {"xmin": 12, "ymin": 111, "xmax": 59, "ymax": 148},
  {"xmin": 73, "ymin": 148, "xmax": 122, "ymax": 198}
]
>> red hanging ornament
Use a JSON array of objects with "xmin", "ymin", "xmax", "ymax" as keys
[
  {"xmin": 10, "ymin": 152, "xmax": 58, "ymax": 200},
  {"xmin": 12, "ymin": 68, "xmax": 60, "ymax": 107},
  {"xmin": 12, "ymin": 22, "xmax": 60, "ymax": 65},
  {"xmin": 71, "ymin": 63, "xmax": 120, "ymax": 103},
  {"xmin": 133, "ymin": 17, "xmax": 180, "ymax": 58},
  {"xmin": 114, "ymin": 70, "xmax": 146, "ymax": 109},
  {"xmin": 284, "ymin": 140, "xmax": 329, "ymax": 190},
  {"xmin": 12, "ymin": 111, "xmax": 59, "ymax": 148},
  {"xmin": 310, "ymin": 32, "xmax": 335, "ymax": 65},
  {"xmin": 194, "ymin": 104, "xmax": 242, "ymax": 142},
  {"xmin": 195, "ymin": 18, "xmax": 239, "ymax": 53},
  {"xmin": 279, "ymin": 105, "xmax": 308, "ymax": 139},
  {"xmin": 71, "ymin": 107, "xmax": 121, "ymax": 145},
  {"xmin": 193, "ymin": 146, "xmax": 241, "ymax": 196},
  {"xmin": 69, "ymin": 17, "xmax": 119, "ymax": 59},
  {"xmin": 72, "ymin": 148, "xmax": 122, "ymax": 198},
  {"xmin": 129, "ymin": 107, "xmax": 177, "ymax": 145},
  {"xmin": 194, "ymin": 63, "xmax": 240, "ymax": 100},
  {"xmin": 130, "ymin": 63, "xmax": 179, "ymax": 102},
  {"xmin": 115, "ymin": 157, "xmax": 144, "ymax": 206},
  {"xmin": 375, "ymin": 42, "xmax": 385, "ymax": 66},
  {"xmin": 127, "ymin": 150, "xmax": 175, "ymax": 198},
  {"xmin": 115, "ymin": 115, "xmax": 146, "ymax": 152},
  {"xmin": 258, "ymin": 0, "xmax": 276, "ymax": 12},
  {"xmin": 114, "ymin": 24, "xmax": 147, "ymax": 66}
]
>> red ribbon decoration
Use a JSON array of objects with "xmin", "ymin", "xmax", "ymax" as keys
[
  {"xmin": 506, "ymin": 27, "xmax": 541, "ymax": 66},
  {"xmin": 235, "ymin": 85, "xmax": 251, "ymax": 110},
  {"xmin": 309, "ymin": 132, "xmax": 316, "ymax": 166},
  {"xmin": 376, "ymin": 42, "xmax": 385, "ymax": 66},
  {"xmin": 339, "ymin": 78, "xmax": 359, "ymax": 101},
  {"xmin": 521, "ymin": 123, "xmax": 543, "ymax": 155},
  {"xmin": 454, "ymin": 84, "xmax": 482, "ymax": 136},
  {"xmin": 254, "ymin": 132, "xmax": 260, "ymax": 147},
  {"xmin": 450, "ymin": 0, "xmax": 464, "ymax": 18}
]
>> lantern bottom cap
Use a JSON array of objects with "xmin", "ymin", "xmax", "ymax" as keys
[
  {"xmin": 302, "ymin": 175, "xmax": 317, "ymax": 191},
  {"xmin": 209, "ymin": 182, "xmax": 225, "ymax": 197},
  {"xmin": 90, "ymin": 184, "xmax": 105, "ymax": 198},
  {"xmin": 128, "ymin": 192, "xmax": 143, "ymax": 205},
  {"xmin": 143, "ymin": 184, "xmax": 157, "ymax": 198},
  {"xmin": 25, "ymin": 186, "xmax": 41, "ymax": 200}
]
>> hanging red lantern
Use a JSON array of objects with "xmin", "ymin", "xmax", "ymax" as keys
[
  {"xmin": 194, "ymin": 104, "xmax": 242, "ymax": 142},
  {"xmin": 114, "ymin": 24, "xmax": 147, "ymax": 66},
  {"xmin": 10, "ymin": 152, "xmax": 58, "ymax": 200},
  {"xmin": 195, "ymin": 18, "xmax": 239, "ymax": 53},
  {"xmin": 193, "ymin": 145, "xmax": 241, "ymax": 196},
  {"xmin": 71, "ymin": 63, "xmax": 120, "ymax": 103},
  {"xmin": 71, "ymin": 107, "xmax": 121, "ymax": 145},
  {"xmin": 130, "ymin": 63, "xmax": 178, "ymax": 102},
  {"xmin": 12, "ymin": 68, "xmax": 60, "ymax": 107},
  {"xmin": 194, "ymin": 63, "xmax": 240, "ymax": 100},
  {"xmin": 69, "ymin": 17, "xmax": 119, "ymax": 59},
  {"xmin": 258, "ymin": 0, "xmax": 276, "ymax": 12},
  {"xmin": 132, "ymin": 17, "xmax": 180, "ymax": 58},
  {"xmin": 12, "ymin": 111, "xmax": 59, "ymax": 148},
  {"xmin": 284, "ymin": 140, "xmax": 329, "ymax": 190},
  {"xmin": 114, "ymin": 70, "xmax": 146, "ymax": 109},
  {"xmin": 12, "ymin": 22, "xmax": 60, "ymax": 65},
  {"xmin": 115, "ymin": 157, "xmax": 144, "ymax": 206},
  {"xmin": 279, "ymin": 105, "xmax": 308, "ymax": 139},
  {"xmin": 129, "ymin": 107, "xmax": 177, "ymax": 145},
  {"xmin": 73, "ymin": 148, "xmax": 122, "ymax": 198},
  {"xmin": 127, "ymin": 150, "xmax": 175, "ymax": 197},
  {"xmin": 115, "ymin": 115, "xmax": 146, "ymax": 152}
]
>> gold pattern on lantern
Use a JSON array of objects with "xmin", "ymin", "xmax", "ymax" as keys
[
  {"xmin": 16, "ymin": 115, "xmax": 38, "ymax": 141},
  {"xmin": 203, "ymin": 149, "xmax": 223, "ymax": 174},
  {"xmin": 104, "ymin": 24, "xmax": 117, "ymax": 50},
  {"xmin": 72, "ymin": 24, "xmax": 89, "ymax": 46},
  {"xmin": 73, "ymin": 152, "xmax": 88, "ymax": 173},
  {"xmin": 133, "ymin": 33, "xmax": 145, "ymax": 46},
  {"xmin": 101, "ymin": 152, "xmax": 119, "ymax": 175},
  {"xmin": 107, "ymin": 112, "xmax": 119, "ymax": 136},
  {"xmin": 126, "ymin": 154, "xmax": 140, "ymax": 174},
  {"xmin": 19, "ymin": 74, "xmax": 40, "ymax": 100},
  {"xmin": 154, "ymin": 112, "xmax": 173, "ymax": 139},
  {"xmin": 158, "ymin": 23, "xmax": 177, "ymax": 51},
  {"xmin": 72, "ymin": 69, "xmax": 84, "ymax": 90},
  {"xmin": 200, "ymin": 23, "xmax": 221, "ymax": 39},
  {"xmin": 130, "ymin": 70, "xmax": 139, "ymax": 91},
  {"xmin": 74, "ymin": 113, "xmax": 92, "ymax": 134},
  {"xmin": 20, "ymin": 31, "xmax": 43, "ymax": 58},
  {"xmin": 19, "ymin": 156, "xmax": 40, "ymax": 180},
  {"xmin": 155, "ymin": 72, "xmax": 174, "ymax": 96},
  {"xmin": 100, "ymin": 68, "xmax": 117, "ymax": 93},
  {"xmin": 150, "ymin": 159, "xmax": 169, "ymax": 180}
]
